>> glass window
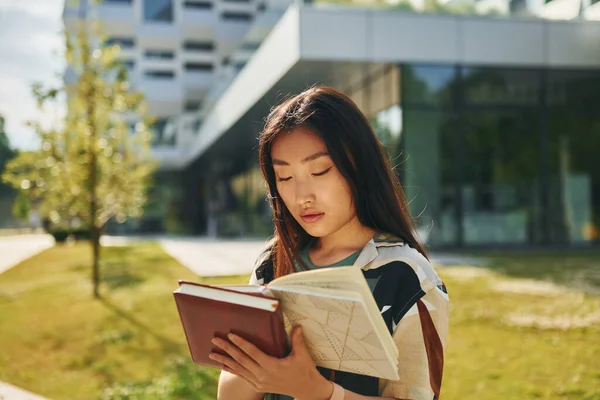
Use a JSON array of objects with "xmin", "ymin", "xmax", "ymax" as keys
[
  {"xmin": 183, "ymin": 41, "xmax": 214, "ymax": 51},
  {"xmin": 144, "ymin": 70, "xmax": 175, "ymax": 79},
  {"xmin": 233, "ymin": 61, "xmax": 246, "ymax": 72},
  {"xmin": 402, "ymin": 65, "xmax": 456, "ymax": 108},
  {"xmin": 372, "ymin": 104, "xmax": 402, "ymax": 158},
  {"xmin": 221, "ymin": 11, "xmax": 252, "ymax": 21},
  {"xmin": 241, "ymin": 43, "xmax": 259, "ymax": 51},
  {"xmin": 401, "ymin": 109, "xmax": 458, "ymax": 246},
  {"xmin": 122, "ymin": 60, "xmax": 135, "ymax": 70},
  {"xmin": 185, "ymin": 63, "xmax": 213, "ymax": 72},
  {"xmin": 400, "ymin": 63, "xmax": 599, "ymax": 248},
  {"xmin": 144, "ymin": 50, "xmax": 175, "ymax": 60},
  {"xmin": 104, "ymin": 0, "xmax": 132, "ymax": 4},
  {"xmin": 151, "ymin": 118, "xmax": 176, "ymax": 146},
  {"xmin": 228, "ymin": 166, "xmax": 273, "ymax": 236},
  {"xmin": 547, "ymin": 71, "xmax": 600, "ymax": 245},
  {"xmin": 509, "ymin": 0, "xmax": 528, "ymax": 14},
  {"xmin": 240, "ymin": 42, "xmax": 260, "ymax": 51},
  {"xmin": 461, "ymin": 67, "xmax": 540, "ymax": 106},
  {"xmin": 547, "ymin": 112, "xmax": 600, "ymax": 244},
  {"xmin": 547, "ymin": 69, "xmax": 600, "ymax": 111},
  {"xmin": 143, "ymin": 0, "xmax": 173, "ymax": 22},
  {"xmin": 459, "ymin": 109, "xmax": 542, "ymax": 245},
  {"xmin": 184, "ymin": 1, "xmax": 213, "ymax": 9},
  {"xmin": 192, "ymin": 118, "xmax": 202, "ymax": 131},
  {"xmin": 185, "ymin": 101, "xmax": 202, "ymax": 111},
  {"xmin": 106, "ymin": 37, "xmax": 135, "ymax": 48}
]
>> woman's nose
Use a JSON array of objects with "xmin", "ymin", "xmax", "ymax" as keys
[{"xmin": 295, "ymin": 179, "xmax": 315, "ymax": 205}]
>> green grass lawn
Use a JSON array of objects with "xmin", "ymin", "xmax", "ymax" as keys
[
  {"xmin": 0, "ymin": 243, "xmax": 599, "ymax": 399},
  {"xmin": 0, "ymin": 242, "xmax": 248, "ymax": 400},
  {"xmin": 440, "ymin": 252, "xmax": 600, "ymax": 400}
]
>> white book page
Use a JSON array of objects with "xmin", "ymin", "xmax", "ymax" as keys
[
  {"xmin": 175, "ymin": 284, "xmax": 278, "ymax": 312},
  {"xmin": 267, "ymin": 286, "xmax": 399, "ymax": 380},
  {"xmin": 271, "ymin": 266, "xmax": 360, "ymax": 288},
  {"xmin": 270, "ymin": 267, "xmax": 396, "ymax": 358},
  {"xmin": 216, "ymin": 284, "xmax": 265, "ymax": 294}
]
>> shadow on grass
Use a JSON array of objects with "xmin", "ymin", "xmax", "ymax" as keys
[
  {"xmin": 98, "ymin": 296, "xmax": 180, "ymax": 354},
  {"xmin": 468, "ymin": 250, "xmax": 600, "ymax": 295},
  {"xmin": 101, "ymin": 246, "xmax": 165, "ymax": 290},
  {"xmin": 104, "ymin": 245, "xmax": 168, "ymax": 261},
  {"xmin": 101, "ymin": 268, "xmax": 145, "ymax": 290},
  {"xmin": 104, "ymin": 245, "xmax": 173, "ymax": 269},
  {"xmin": 70, "ymin": 263, "xmax": 90, "ymax": 273}
]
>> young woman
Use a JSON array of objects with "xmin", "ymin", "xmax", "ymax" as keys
[{"xmin": 210, "ymin": 86, "xmax": 450, "ymax": 400}]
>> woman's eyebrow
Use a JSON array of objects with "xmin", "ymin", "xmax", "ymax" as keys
[{"xmin": 272, "ymin": 151, "xmax": 330, "ymax": 166}]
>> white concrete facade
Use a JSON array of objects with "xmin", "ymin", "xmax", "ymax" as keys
[{"xmin": 62, "ymin": 0, "xmax": 291, "ymax": 170}]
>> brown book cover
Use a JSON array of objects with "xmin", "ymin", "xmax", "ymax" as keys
[{"xmin": 173, "ymin": 280, "xmax": 289, "ymax": 369}]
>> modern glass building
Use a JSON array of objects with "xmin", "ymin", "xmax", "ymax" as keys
[
  {"xmin": 91, "ymin": 1, "xmax": 600, "ymax": 249},
  {"xmin": 163, "ymin": 4, "xmax": 600, "ymax": 250},
  {"xmin": 394, "ymin": 65, "xmax": 600, "ymax": 248},
  {"xmin": 177, "ymin": 65, "xmax": 600, "ymax": 249}
]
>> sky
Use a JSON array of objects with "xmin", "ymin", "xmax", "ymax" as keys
[{"xmin": 0, "ymin": 0, "xmax": 65, "ymax": 150}]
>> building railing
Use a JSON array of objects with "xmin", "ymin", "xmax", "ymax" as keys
[{"xmin": 310, "ymin": 0, "xmax": 591, "ymax": 20}]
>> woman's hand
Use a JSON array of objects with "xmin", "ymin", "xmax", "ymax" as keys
[{"xmin": 209, "ymin": 326, "xmax": 334, "ymax": 400}]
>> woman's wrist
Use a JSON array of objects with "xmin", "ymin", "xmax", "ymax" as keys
[{"xmin": 294, "ymin": 371, "xmax": 334, "ymax": 400}]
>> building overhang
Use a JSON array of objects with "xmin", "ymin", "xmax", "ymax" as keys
[{"xmin": 181, "ymin": 4, "xmax": 600, "ymax": 170}]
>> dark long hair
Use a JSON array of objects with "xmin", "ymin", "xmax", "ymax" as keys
[{"xmin": 258, "ymin": 85, "xmax": 428, "ymax": 278}]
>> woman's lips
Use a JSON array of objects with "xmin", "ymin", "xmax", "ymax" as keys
[{"xmin": 301, "ymin": 213, "xmax": 324, "ymax": 223}]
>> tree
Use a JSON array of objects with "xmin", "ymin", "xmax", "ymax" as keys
[
  {"xmin": 1, "ymin": 1, "xmax": 158, "ymax": 298},
  {"xmin": 12, "ymin": 191, "xmax": 31, "ymax": 222},
  {"xmin": 0, "ymin": 115, "xmax": 17, "ymax": 198}
]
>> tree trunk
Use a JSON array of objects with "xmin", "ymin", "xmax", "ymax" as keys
[
  {"xmin": 89, "ymin": 80, "xmax": 100, "ymax": 299},
  {"xmin": 89, "ymin": 100, "xmax": 99, "ymax": 297},
  {"xmin": 92, "ymin": 223, "xmax": 100, "ymax": 298},
  {"xmin": 79, "ymin": 1, "xmax": 101, "ymax": 298}
]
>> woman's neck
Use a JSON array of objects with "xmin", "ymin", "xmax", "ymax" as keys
[{"xmin": 313, "ymin": 216, "xmax": 377, "ymax": 256}]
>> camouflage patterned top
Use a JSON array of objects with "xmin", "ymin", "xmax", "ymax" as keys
[{"xmin": 250, "ymin": 231, "xmax": 450, "ymax": 400}]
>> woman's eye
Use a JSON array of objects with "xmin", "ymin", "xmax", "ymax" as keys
[
  {"xmin": 312, "ymin": 167, "xmax": 332, "ymax": 177},
  {"xmin": 277, "ymin": 176, "xmax": 292, "ymax": 182}
]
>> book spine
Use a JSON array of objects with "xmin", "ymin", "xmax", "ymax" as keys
[{"xmin": 173, "ymin": 293, "xmax": 200, "ymax": 365}]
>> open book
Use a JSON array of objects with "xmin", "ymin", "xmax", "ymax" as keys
[{"xmin": 174, "ymin": 266, "xmax": 399, "ymax": 380}]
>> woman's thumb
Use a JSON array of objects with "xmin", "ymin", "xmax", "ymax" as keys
[{"xmin": 291, "ymin": 325, "xmax": 305, "ymax": 349}]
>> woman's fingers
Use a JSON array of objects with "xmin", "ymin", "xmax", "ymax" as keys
[
  {"xmin": 212, "ymin": 337, "xmax": 263, "ymax": 377},
  {"xmin": 209, "ymin": 352, "xmax": 258, "ymax": 387},
  {"xmin": 228, "ymin": 333, "xmax": 272, "ymax": 366}
]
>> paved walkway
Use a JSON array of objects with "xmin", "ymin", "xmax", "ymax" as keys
[
  {"xmin": 160, "ymin": 237, "xmax": 489, "ymax": 276},
  {"xmin": 0, "ymin": 234, "xmax": 54, "ymax": 399},
  {"xmin": 102, "ymin": 235, "xmax": 271, "ymax": 277},
  {"xmin": 105, "ymin": 235, "xmax": 486, "ymax": 277},
  {"xmin": 0, "ymin": 234, "xmax": 55, "ymax": 275},
  {"xmin": 0, "ymin": 382, "xmax": 49, "ymax": 400},
  {"xmin": 158, "ymin": 236, "xmax": 269, "ymax": 277}
]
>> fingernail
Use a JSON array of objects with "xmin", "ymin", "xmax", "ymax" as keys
[
  {"xmin": 208, "ymin": 353, "xmax": 216, "ymax": 360},
  {"xmin": 211, "ymin": 338, "xmax": 219, "ymax": 346},
  {"xmin": 228, "ymin": 333, "xmax": 237, "ymax": 342}
]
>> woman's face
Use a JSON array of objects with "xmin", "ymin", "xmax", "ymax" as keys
[{"xmin": 270, "ymin": 126, "xmax": 356, "ymax": 238}]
